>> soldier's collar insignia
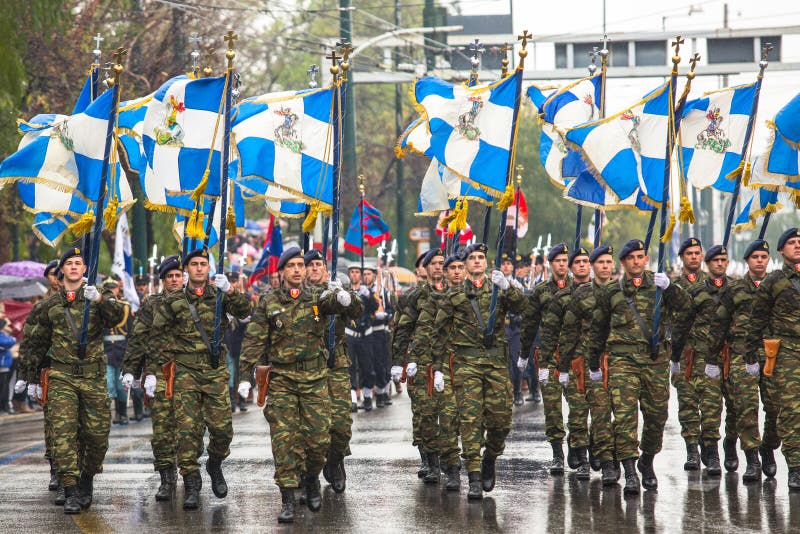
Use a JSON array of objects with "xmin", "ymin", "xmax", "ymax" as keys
[
  {"xmin": 713, "ymin": 278, "xmax": 723, "ymax": 287},
  {"xmin": 687, "ymin": 273, "xmax": 697, "ymax": 283},
  {"xmin": 473, "ymin": 277, "xmax": 484, "ymax": 288},
  {"xmin": 556, "ymin": 279, "xmax": 566, "ymax": 289},
  {"xmin": 796, "ymin": 263, "xmax": 800, "ymax": 272},
  {"xmin": 754, "ymin": 280, "xmax": 761, "ymax": 288},
  {"xmin": 289, "ymin": 288, "xmax": 301, "ymax": 299},
  {"xmin": 194, "ymin": 286, "xmax": 204, "ymax": 297},
  {"xmin": 66, "ymin": 290, "xmax": 76, "ymax": 302},
  {"xmin": 632, "ymin": 277, "xmax": 642, "ymax": 287}
]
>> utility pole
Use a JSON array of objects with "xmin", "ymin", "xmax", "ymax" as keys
[
  {"xmin": 340, "ymin": 0, "xmax": 357, "ymax": 215},
  {"xmin": 394, "ymin": 0, "xmax": 406, "ymax": 266},
  {"xmin": 423, "ymin": 0, "xmax": 436, "ymax": 71}
]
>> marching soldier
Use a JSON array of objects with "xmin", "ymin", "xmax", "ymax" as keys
[
  {"xmin": 239, "ymin": 247, "xmax": 357, "ymax": 523},
  {"xmin": 363, "ymin": 265, "xmax": 392, "ymax": 408},
  {"xmin": 346, "ymin": 264, "xmax": 379, "ymax": 411},
  {"xmin": 745, "ymin": 228, "xmax": 800, "ymax": 491},
  {"xmin": 150, "ymin": 248, "xmax": 250, "ymax": 510},
  {"xmin": 502, "ymin": 253, "xmax": 524, "ymax": 406},
  {"xmin": 586, "ymin": 239, "xmax": 692, "ymax": 494},
  {"xmin": 26, "ymin": 248, "xmax": 128, "ymax": 514}
]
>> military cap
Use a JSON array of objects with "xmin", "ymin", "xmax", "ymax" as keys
[
  {"xmin": 59, "ymin": 247, "xmax": 85, "ymax": 268},
  {"xmin": 182, "ymin": 248, "xmax": 209, "ymax": 266},
  {"xmin": 534, "ymin": 255, "xmax": 544, "ymax": 266},
  {"xmin": 347, "ymin": 262, "xmax": 362, "ymax": 271},
  {"xmin": 414, "ymin": 251, "xmax": 428, "ymax": 268},
  {"xmin": 277, "ymin": 247, "xmax": 303, "ymax": 270},
  {"xmin": 515, "ymin": 254, "xmax": 531, "ymax": 267},
  {"xmin": 463, "ymin": 242, "xmax": 488, "ymax": 258},
  {"xmin": 704, "ymin": 244, "xmax": 728, "ymax": 262},
  {"xmin": 134, "ymin": 273, "xmax": 150, "ymax": 285},
  {"xmin": 158, "ymin": 255, "xmax": 182, "ymax": 278},
  {"xmin": 422, "ymin": 248, "xmax": 445, "ymax": 267},
  {"xmin": 101, "ymin": 277, "xmax": 119, "ymax": 289},
  {"xmin": 678, "ymin": 237, "xmax": 702, "ymax": 255},
  {"xmin": 619, "ymin": 239, "xmax": 645, "ymax": 260},
  {"xmin": 568, "ymin": 247, "xmax": 590, "ymax": 266},
  {"xmin": 777, "ymin": 227, "xmax": 800, "ymax": 250},
  {"xmin": 443, "ymin": 253, "xmax": 464, "ymax": 269},
  {"xmin": 547, "ymin": 243, "xmax": 570, "ymax": 263},
  {"xmin": 743, "ymin": 239, "xmax": 769, "ymax": 260},
  {"xmin": 363, "ymin": 262, "xmax": 378, "ymax": 273},
  {"xmin": 43, "ymin": 259, "xmax": 59, "ymax": 277},
  {"xmin": 589, "ymin": 245, "xmax": 613, "ymax": 263},
  {"xmin": 500, "ymin": 252, "xmax": 514, "ymax": 263},
  {"xmin": 303, "ymin": 249, "xmax": 325, "ymax": 265}
]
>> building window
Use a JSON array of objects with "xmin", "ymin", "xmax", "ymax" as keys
[
  {"xmin": 707, "ymin": 37, "xmax": 754, "ymax": 64},
  {"xmin": 608, "ymin": 41, "xmax": 628, "ymax": 68},
  {"xmin": 555, "ymin": 43, "xmax": 567, "ymax": 69},
  {"xmin": 635, "ymin": 40, "xmax": 667, "ymax": 66}
]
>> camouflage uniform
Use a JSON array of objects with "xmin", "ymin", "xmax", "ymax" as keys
[
  {"xmin": 151, "ymin": 284, "xmax": 249, "ymax": 476},
  {"xmin": 27, "ymin": 285, "xmax": 127, "ymax": 487},
  {"xmin": 392, "ymin": 284, "xmax": 426, "ymax": 447}
]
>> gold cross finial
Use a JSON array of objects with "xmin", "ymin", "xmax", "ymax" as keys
[
  {"xmin": 337, "ymin": 40, "xmax": 354, "ymax": 61},
  {"xmin": 689, "ymin": 53, "xmax": 700, "ymax": 71},
  {"xmin": 358, "ymin": 174, "xmax": 365, "ymax": 195},
  {"xmin": 761, "ymin": 42, "xmax": 774, "ymax": 62},
  {"xmin": 501, "ymin": 42, "xmax": 512, "ymax": 55},
  {"xmin": 516, "ymin": 30, "xmax": 532, "ymax": 69},
  {"xmin": 517, "ymin": 30, "xmax": 532, "ymax": 49},
  {"xmin": 224, "ymin": 30, "xmax": 237, "ymax": 68},
  {"xmin": 203, "ymin": 47, "xmax": 216, "ymax": 77},
  {"xmin": 105, "ymin": 47, "xmax": 127, "ymax": 87},
  {"xmin": 515, "ymin": 164, "xmax": 524, "ymax": 185},
  {"xmin": 327, "ymin": 49, "xmax": 341, "ymax": 77},
  {"xmin": 671, "ymin": 35, "xmax": 684, "ymax": 55}
]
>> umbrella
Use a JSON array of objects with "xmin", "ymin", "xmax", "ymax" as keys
[
  {"xmin": 0, "ymin": 275, "xmax": 49, "ymax": 300},
  {"xmin": 0, "ymin": 260, "xmax": 47, "ymax": 279}
]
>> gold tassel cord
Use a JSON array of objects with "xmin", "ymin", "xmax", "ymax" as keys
[
  {"xmin": 68, "ymin": 210, "xmax": 95, "ymax": 237},
  {"xmin": 226, "ymin": 205, "xmax": 236, "ymax": 235},
  {"xmin": 302, "ymin": 204, "xmax": 320, "ymax": 233},
  {"xmin": 742, "ymin": 161, "xmax": 752, "ymax": 186},
  {"xmin": 190, "ymin": 169, "xmax": 210, "ymax": 202},
  {"xmin": 678, "ymin": 195, "xmax": 696, "ymax": 224},
  {"xmin": 661, "ymin": 212, "xmax": 677, "ymax": 243},
  {"xmin": 447, "ymin": 199, "xmax": 469, "ymax": 235},
  {"xmin": 103, "ymin": 198, "xmax": 120, "ymax": 232},
  {"xmin": 495, "ymin": 184, "xmax": 515, "ymax": 211}
]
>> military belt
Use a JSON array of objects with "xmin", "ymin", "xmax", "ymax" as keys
[
  {"xmin": 607, "ymin": 342, "xmax": 652, "ymax": 355},
  {"xmin": 173, "ymin": 352, "xmax": 209, "ymax": 364},
  {"xmin": 371, "ymin": 325, "xmax": 388, "ymax": 333},
  {"xmin": 271, "ymin": 355, "xmax": 326, "ymax": 372},
  {"xmin": 103, "ymin": 335, "xmax": 126, "ymax": 342},
  {"xmin": 50, "ymin": 360, "xmax": 105, "ymax": 377},
  {"xmin": 344, "ymin": 328, "xmax": 361, "ymax": 338},
  {"xmin": 454, "ymin": 345, "xmax": 504, "ymax": 358}
]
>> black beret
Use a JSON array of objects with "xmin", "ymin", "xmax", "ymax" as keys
[
  {"xmin": 59, "ymin": 247, "xmax": 85, "ymax": 268},
  {"xmin": 303, "ymin": 249, "xmax": 325, "ymax": 265},
  {"xmin": 515, "ymin": 254, "xmax": 531, "ymax": 267},
  {"xmin": 134, "ymin": 273, "xmax": 150, "ymax": 284},
  {"xmin": 743, "ymin": 239, "xmax": 769, "ymax": 260},
  {"xmin": 619, "ymin": 239, "xmax": 645, "ymax": 260},
  {"xmin": 777, "ymin": 227, "xmax": 800, "ymax": 250},
  {"xmin": 568, "ymin": 247, "xmax": 590, "ymax": 267},
  {"xmin": 589, "ymin": 245, "xmax": 613, "ymax": 263},
  {"xmin": 500, "ymin": 252, "xmax": 513, "ymax": 263},
  {"xmin": 704, "ymin": 244, "xmax": 728, "ymax": 262},
  {"xmin": 414, "ymin": 251, "xmax": 428, "ymax": 268},
  {"xmin": 463, "ymin": 242, "xmax": 488, "ymax": 258},
  {"xmin": 158, "ymin": 255, "xmax": 182, "ymax": 278},
  {"xmin": 443, "ymin": 253, "xmax": 464, "ymax": 269},
  {"xmin": 678, "ymin": 237, "xmax": 702, "ymax": 255},
  {"xmin": 422, "ymin": 248, "xmax": 445, "ymax": 267},
  {"xmin": 43, "ymin": 259, "xmax": 59, "ymax": 277},
  {"xmin": 101, "ymin": 277, "xmax": 119, "ymax": 289},
  {"xmin": 534, "ymin": 255, "xmax": 544, "ymax": 266},
  {"xmin": 182, "ymin": 248, "xmax": 209, "ymax": 266},
  {"xmin": 277, "ymin": 246, "xmax": 303, "ymax": 271},
  {"xmin": 547, "ymin": 243, "xmax": 569, "ymax": 263}
]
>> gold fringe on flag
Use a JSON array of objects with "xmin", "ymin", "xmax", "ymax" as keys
[
  {"xmin": 495, "ymin": 184, "xmax": 515, "ymax": 211},
  {"xmin": 68, "ymin": 210, "xmax": 95, "ymax": 237},
  {"xmin": 661, "ymin": 212, "xmax": 677, "ymax": 243},
  {"xmin": 103, "ymin": 198, "xmax": 120, "ymax": 232},
  {"xmin": 447, "ymin": 199, "xmax": 469, "ymax": 235},
  {"xmin": 678, "ymin": 195, "xmax": 696, "ymax": 224}
]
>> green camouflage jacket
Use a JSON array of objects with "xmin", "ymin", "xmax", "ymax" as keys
[
  {"xmin": 407, "ymin": 281, "xmax": 449, "ymax": 367},
  {"xmin": 391, "ymin": 284, "xmax": 426, "ymax": 364},
  {"xmin": 745, "ymin": 262, "xmax": 800, "ymax": 358},
  {"xmin": 520, "ymin": 277, "xmax": 573, "ymax": 361},
  {"xmin": 556, "ymin": 280, "xmax": 602, "ymax": 372},
  {"xmin": 709, "ymin": 273, "xmax": 761, "ymax": 364},
  {"xmin": 684, "ymin": 275, "xmax": 733, "ymax": 365}
]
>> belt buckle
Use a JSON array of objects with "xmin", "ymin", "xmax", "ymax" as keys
[{"xmin": 72, "ymin": 363, "xmax": 83, "ymax": 376}]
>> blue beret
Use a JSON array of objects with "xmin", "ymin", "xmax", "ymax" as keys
[
  {"xmin": 463, "ymin": 242, "xmax": 488, "ymax": 258},
  {"xmin": 619, "ymin": 239, "xmax": 645, "ymax": 260},
  {"xmin": 589, "ymin": 245, "xmax": 613, "ymax": 263},
  {"xmin": 44, "ymin": 259, "xmax": 59, "ymax": 277},
  {"xmin": 568, "ymin": 247, "xmax": 589, "ymax": 266},
  {"xmin": 183, "ymin": 247, "xmax": 209, "ymax": 265},
  {"xmin": 678, "ymin": 237, "xmax": 702, "ymax": 255},
  {"xmin": 515, "ymin": 254, "xmax": 531, "ymax": 267},
  {"xmin": 59, "ymin": 247, "xmax": 85, "ymax": 268},
  {"xmin": 277, "ymin": 247, "xmax": 303, "ymax": 271},
  {"xmin": 777, "ymin": 227, "xmax": 800, "ymax": 250},
  {"xmin": 704, "ymin": 245, "xmax": 728, "ymax": 262},
  {"xmin": 158, "ymin": 255, "xmax": 182, "ymax": 278},
  {"xmin": 443, "ymin": 253, "xmax": 464, "ymax": 269},
  {"xmin": 743, "ymin": 239, "xmax": 769, "ymax": 260},
  {"xmin": 303, "ymin": 249, "xmax": 325, "ymax": 265},
  {"xmin": 414, "ymin": 251, "xmax": 428, "ymax": 268},
  {"xmin": 500, "ymin": 252, "xmax": 513, "ymax": 263},
  {"xmin": 547, "ymin": 243, "xmax": 569, "ymax": 262},
  {"xmin": 422, "ymin": 248, "xmax": 445, "ymax": 267}
]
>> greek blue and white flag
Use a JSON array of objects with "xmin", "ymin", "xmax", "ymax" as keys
[
  {"xmin": 233, "ymin": 87, "xmax": 335, "ymax": 207},
  {"xmin": 765, "ymin": 92, "xmax": 800, "ymax": 177},
  {"xmin": 112, "ymin": 213, "xmax": 141, "ymax": 312},
  {"xmin": 564, "ymin": 168, "xmax": 655, "ymax": 211},
  {"xmin": 679, "ymin": 83, "xmax": 756, "ymax": 192},
  {"xmin": 173, "ymin": 181, "xmax": 245, "ymax": 248},
  {"xmin": 734, "ymin": 186, "xmax": 781, "ymax": 232}
]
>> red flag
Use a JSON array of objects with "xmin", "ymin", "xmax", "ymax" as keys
[{"xmin": 505, "ymin": 189, "xmax": 528, "ymax": 238}]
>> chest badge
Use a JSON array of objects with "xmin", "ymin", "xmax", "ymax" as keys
[
  {"xmin": 795, "ymin": 263, "xmax": 800, "ymax": 272},
  {"xmin": 687, "ymin": 273, "xmax": 697, "ymax": 283},
  {"xmin": 473, "ymin": 278, "xmax": 484, "ymax": 289},
  {"xmin": 194, "ymin": 286, "xmax": 204, "ymax": 297},
  {"xmin": 435, "ymin": 282, "xmax": 444, "ymax": 291},
  {"xmin": 754, "ymin": 280, "xmax": 761, "ymax": 288},
  {"xmin": 556, "ymin": 279, "xmax": 566, "ymax": 289},
  {"xmin": 713, "ymin": 278, "xmax": 723, "ymax": 287},
  {"xmin": 632, "ymin": 277, "xmax": 642, "ymax": 287},
  {"xmin": 312, "ymin": 304, "xmax": 320, "ymax": 321},
  {"xmin": 275, "ymin": 318, "xmax": 283, "ymax": 328},
  {"xmin": 66, "ymin": 291, "xmax": 76, "ymax": 302},
  {"xmin": 289, "ymin": 288, "xmax": 301, "ymax": 299}
]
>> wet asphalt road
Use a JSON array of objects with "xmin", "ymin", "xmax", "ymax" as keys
[{"xmin": 2, "ymin": 391, "xmax": 800, "ymax": 533}]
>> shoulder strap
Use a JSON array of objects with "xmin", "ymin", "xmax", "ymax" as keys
[
  {"xmin": 62, "ymin": 304, "xmax": 81, "ymax": 344},
  {"xmin": 788, "ymin": 275, "xmax": 800, "ymax": 297},
  {"xmin": 618, "ymin": 276, "xmax": 652, "ymax": 343},
  {"xmin": 184, "ymin": 289, "xmax": 216, "ymax": 357}
]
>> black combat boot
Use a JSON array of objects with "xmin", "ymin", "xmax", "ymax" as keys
[
  {"xmin": 206, "ymin": 455, "xmax": 228, "ymax": 498},
  {"xmin": 182, "ymin": 471, "xmax": 202, "ymax": 510},
  {"xmin": 278, "ymin": 488, "xmax": 295, "ymax": 523},
  {"xmin": 48, "ymin": 460, "xmax": 59, "ymax": 491},
  {"xmin": 237, "ymin": 396, "xmax": 248, "ymax": 412},
  {"xmin": 133, "ymin": 394, "xmax": 144, "ymax": 421},
  {"xmin": 637, "ymin": 453, "xmax": 658, "ymax": 490},
  {"xmin": 376, "ymin": 394, "xmax": 385, "ymax": 408},
  {"xmin": 481, "ymin": 454, "xmax": 496, "ymax": 492},
  {"xmin": 296, "ymin": 475, "xmax": 306, "ymax": 505},
  {"xmin": 567, "ymin": 444, "xmax": 580, "ymax": 470},
  {"xmin": 424, "ymin": 452, "xmax": 440, "ymax": 484},
  {"xmin": 588, "ymin": 437, "xmax": 601, "ymax": 472},
  {"xmin": 362, "ymin": 396, "xmax": 372, "ymax": 411},
  {"xmin": 383, "ymin": 393, "xmax": 393, "ymax": 406},
  {"xmin": 417, "ymin": 446, "xmax": 429, "ymax": 478},
  {"xmin": 117, "ymin": 400, "xmax": 129, "ymax": 425},
  {"xmin": 331, "ymin": 461, "xmax": 346, "ymax": 494},
  {"xmin": 155, "ymin": 466, "xmax": 176, "ymax": 501},
  {"xmin": 467, "ymin": 472, "xmax": 482, "ymax": 500},
  {"xmin": 549, "ymin": 441, "xmax": 565, "ymax": 475},
  {"xmin": 789, "ymin": 467, "xmax": 800, "ymax": 491},
  {"xmin": 699, "ymin": 440, "xmax": 709, "ymax": 466},
  {"xmin": 684, "ymin": 442, "xmax": 701, "ymax": 471},
  {"xmin": 513, "ymin": 391, "xmax": 524, "ymax": 406},
  {"xmin": 621, "ymin": 459, "xmax": 640, "ymax": 495},
  {"xmin": 705, "ymin": 442, "xmax": 722, "ymax": 477},
  {"xmin": 63, "ymin": 485, "xmax": 81, "ymax": 514},
  {"xmin": 601, "ymin": 461, "xmax": 618, "ymax": 486},
  {"xmin": 575, "ymin": 447, "xmax": 591, "ymax": 480},
  {"xmin": 760, "ymin": 445, "xmax": 777, "ymax": 477},
  {"xmin": 350, "ymin": 401, "xmax": 358, "ymax": 413},
  {"xmin": 304, "ymin": 475, "xmax": 322, "ymax": 512},
  {"xmin": 741, "ymin": 449, "xmax": 761, "ymax": 483},
  {"xmin": 54, "ymin": 483, "xmax": 66, "ymax": 506},
  {"xmin": 77, "ymin": 472, "xmax": 94, "ymax": 509},
  {"xmin": 323, "ymin": 456, "xmax": 333, "ymax": 484},
  {"xmin": 445, "ymin": 464, "xmax": 460, "ymax": 491},
  {"xmin": 722, "ymin": 437, "xmax": 739, "ymax": 472}
]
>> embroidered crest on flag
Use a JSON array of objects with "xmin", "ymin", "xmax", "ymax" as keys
[
  {"xmin": 457, "ymin": 96, "xmax": 483, "ymax": 140},
  {"xmin": 695, "ymin": 107, "xmax": 731, "ymax": 153},
  {"xmin": 273, "ymin": 106, "xmax": 302, "ymax": 154},
  {"xmin": 154, "ymin": 95, "xmax": 186, "ymax": 146}
]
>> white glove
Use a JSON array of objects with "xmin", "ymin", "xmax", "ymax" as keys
[
  {"xmin": 14, "ymin": 380, "xmax": 27, "ymax": 394},
  {"xmin": 516, "ymin": 357, "xmax": 528, "ymax": 371},
  {"xmin": 670, "ymin": 360, "xmax": 681, "ymax": 375},
  {"xmin": 406, "ymin": 362, "xmax": 418, "ymax": 377},
  {"xmin": 745, "ymin": 362, "xmax": 760, "ymax": 377},
  {"xmin": 214, "ymin": 273, "xmax": 231, "ymax": 293},
  {"xmin": 328, "ymin": 279, "xmax": 343, "ymax": 291},
  {"xmin": 510, "ymin": 278, "xmax": 523, "ymax": 291},
  {"xmin": 558, "ymin": 372, "xmax": 569, "ymax": 387},
  {"xmin": 390, "ymin": 365, "xmax": 403, "ymax": 382},
  {"xmin": 336, "ymin": 290, "xmax": 352, "ymax": 307},
  {"xmin": 120, "ymin": 373, "xmax": 134, "ymax": 389},
  {"xmin": 27, "ymin": 383, "xmax": 38, "ymax": 400},
  {"xmin": 538, "ymin": 368, "xmax": 549, "ymax": 385},
  {"xmin": 357, "ymin": 286, "xmax": 370, "ymax": 298},
  {"xmin": 183, "ymin": 272, "xmax": 189, "ymax": 285},
  {"xmin": 491, "ymin": 270, "xmax": 510, "ymax": 290},
  {"xmin": 653, "ymin": 272, "xmax": 670, "ymax": 290},
  {"xmin": 84, "ymin": 285, "xmax": 101, "ymax": 302},
  {"xmin": 705, "ymin": 364, "xmax": 720, "ymax": 379},
  {"xmin": 238, "ymin": 381, "xmax": 251, "ymax": 399},
  {"xmin": 433, "ymin": 371, "xmax": 445, "ymax": 392},
  {"xmin": 131, "ymin": 376, "xmax": 141, "ymax": 389},
  {"xmin": 36, "ymin": 385, "xmax": 43, "ymax": 400},
  {"xmin": 143, "ymin": 375, "xmax": 157, "ymax": 398},
  {"xmin": 589, "ymin": 369, "xmax": 602, "ymax": 382},
  {"xmin": 375, "ymin": 311, "xmax": 387, "ymax": 320}
]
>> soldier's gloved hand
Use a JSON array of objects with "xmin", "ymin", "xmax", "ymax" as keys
[
  {"xmin": 558, "ymin": 372, "xmax": 569, "ymax": 388},
  {"xmin": 375, "ymin": 311, "xmax": 387, "ymax": 320},
  {"xmin": 433, "ymin": 371, "xmax": 445, "ymax": 392},
  {"xmin": 516, "ymin": 356, "xmax": 528, "ymax": 371},
  {"xmin": 538, "ymin": 368, "xmax": 549, "ymax": 385},
  {"xmin": 144, "ymin": 375, "xmax": 157, "ymax": 398},
  {"xmin": 336, "ymin": 290, "xmax": 352, "ymax": 307},
  {"xmin": 705, "ymin": 364, "xmax": 720, "ymax": 379},
  {"xmin": 357, "ymin": 286, "xmax": 370, "ymax": 298},
  {"xmin": 589, "ymin": 369, "xmax": 602, "ymax": 382},
  {"xmin": 238, "ymin": 381, "xmax": 251, "ymax": 399},
  {"xmin": 509, "ymin": 278, "xmax": 524, "ymax": 291},
  {"xmin": 14, "ymin": 380, "xmax": 27, "ymax": 394},
  {"xmin": 84, "ymin": 284, "xmax": 101, "ymax": 302},
  {"xmin": 745, "ymin": 361, "xmax": 760, "ymax": 377},
  {"xmin": 390, "ymin": 365, "xmax": 404, "ymax": 382},
  {"xmin": 120, "ymin": 373, "xmax": 135, "ymax": 389},
  {"xmin": 214, "ymin": 273, "xmax": 232, "ymax": 293},
  {"xmin": 328, "ymin": 279, "xmax": 343, "ymax": 291},
  {"xmin": 406, "ymin": 362, "xmax": 418, "ymax": 377},
  {"xmin": 183, "ymin": 272, "xmax": 189, "ymax": 285},
  {"xmin": 491, "ymin": 270, "xmax": 510, "ymax": 290},
  {"xmin": 28, "ymin": 383, "xmax": 39, "ymax": 401},
  {"xmin": 653, "ymin": 272, "xmax": 670, "ymax": 290},
  {"xmin": 670, "ymin": 360, "xmax": 681, "ymax": 375}
]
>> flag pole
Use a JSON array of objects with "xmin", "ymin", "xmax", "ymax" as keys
[
  {"xmin": 512, "ymin": 165, "xmax": 523, "ymax": 257},
  {"xmin": 302, "ymin": 64, "xmax": 321, "ymax": 254},
  {"xmin": 594, "ymin": 37, "xmax": 609, "ymax": 247},
  {"xmin": 358, "ymin": 174, "xmax": 365, "ymax": 269},
  {"xmin": 759, "ymin": 212, "xmax": 771, "ymax": 240},
  {"xmin": 722, "ymin": 43, "xmax": 773, "ymax": 248}
]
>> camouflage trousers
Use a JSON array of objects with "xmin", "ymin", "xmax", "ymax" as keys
[
  {"xmin": 565, "ymin": 363, "xmax": 590, "ymax": 449},
  {"xmin": 671, "ymin": 351, "xmax": 723, "ymax": 446},
  {"xmin": 327, "ymin": 354, "xmax": 353, "ymax": 464},
  {"xmin": 452, "ymin": 359, "xmax": 512, "ymax": 473},
  {"xmin": 408, "ymin": 377, "xmax": 421, "ymax": 448},
  {"xmin": 44, "ymin": 398, "xmax": 55, "ymax": 461},
  {"xmin": 408, "ymin": 366, "xmax": 460, "ymax": 467},
  {"xmin": 173, "ymin": 363, "xmax": 232, "ymax": 476},
  {"xmin": 608, "ymin": 350, "xmax": 670, "ymax": 461},
  {"xmin": 48, "ymin": 370, "xmax": 110, "ymax": 487},
  {"xmin": 540, "ymin": 368, "xmax": 566, "ymax": 443},
  {"xmin": 585, "ymin": 374, "xmax": 615, "ymax": 462},
  {"xmin": 772, "ymin": 339, "xmax": 800, "ymax": 467},
  {"xmin": 150, "ymin": 374, "xmax": 177, "ymax": 471},
  {"xmin": 265, "ymin": 370, "xmax": 331, "ymax": 488}
]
